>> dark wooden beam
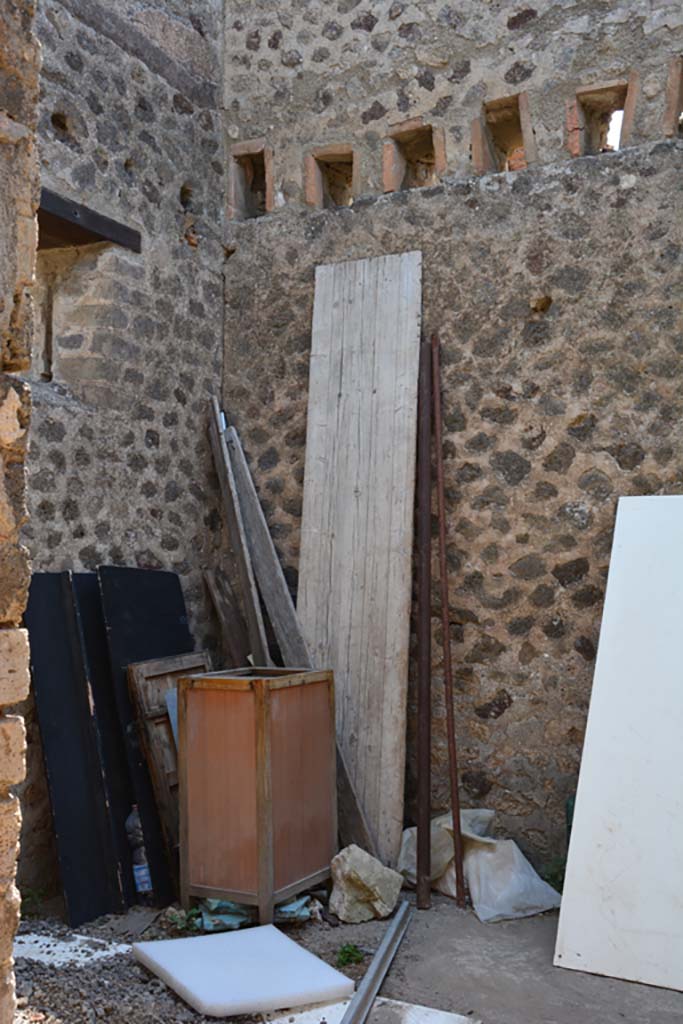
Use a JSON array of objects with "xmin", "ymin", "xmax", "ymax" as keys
[{"xmin": 38, "ymin": 188, "xmax": 141, "ymax": 253}]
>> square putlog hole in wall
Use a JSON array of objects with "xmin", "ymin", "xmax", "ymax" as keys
[
  {"xmin": 567, "ymin": 76, "xmax": 638, "ymax": 157},
  {"xmin": 663, "ymin": 56, "xmax": 683, "ymax": 138},
  {"xmin": 229, "ymin": 140, "xmax": 274, "ymax": 220},
  {"xmin": 486, "ymin": 96, "xmax": 525, "ymax": 170},
  {"xmin": 304, "ymin": 147, "xmax": 358, "ymax": 208},
  {"xmin": 382, "ymin": 120, "xmax": 446, "ymax": 193},
  {"xmin": 471, "ymin": 93, "xmax": 537, "ymax": 175}
]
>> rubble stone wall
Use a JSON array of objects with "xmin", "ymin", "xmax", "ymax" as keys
[
  {"xmin": 223, "ymin": 141, "xmax": 683, "ymax": 864},
  {"xmin": 18, "ymin": 0, "xmax": 227, "ymax": 892},
  {"xmin": 17, "ymin": 0, "xmax": 683, "ymax": 894},
  {"xmin": 219, "ymin": 0, "xmax": 683, "ymax": 867},
  {"xmin": 222, "ymin": 0, "xmax": 683, "ymax": 206},
  {"xmin": 0, "ymin": 1, "xmax": 40, "ymax": 1020}
]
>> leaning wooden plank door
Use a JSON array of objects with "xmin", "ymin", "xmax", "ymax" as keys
[
  {"xmin": 128, "ymin": 651, "xmax": 211, "ymax": 879},
  {"xmin": 298, "ymin": 251, "xmax": 422, "ymax": 864}
]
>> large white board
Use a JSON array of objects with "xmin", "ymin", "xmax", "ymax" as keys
[
  {"xmin": 554, "ymin": 496, "xmax": 683, "ymax": 990},
  {"xmin": 298, "ymin": 251, "xmax": 422, "ymax": 865}
]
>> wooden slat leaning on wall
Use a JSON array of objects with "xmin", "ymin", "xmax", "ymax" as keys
[
  {"xmin": 226, "ymin": 426, "xmax": 310, "ymax": 667},
  {"xmin": 298, "ymin": 251, "xmax": 423, "ymax": 865},
  {"xmin": 208, "ymin": 397, "xmax": 270, "ymax": 666},
  {"xmin": 222, "ymin": 417, "xmax": 377, "ymax": 857},
  {"xmin": 204, "ymin": 568, "xmax": 250, "ymax": 667}
]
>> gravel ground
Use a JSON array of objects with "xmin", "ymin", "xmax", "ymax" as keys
[
  {"xmin": 14, "ymin": 904, "xmax": 373, "ymax": 1024},
  {"xmin": 16, "ymin": 952, "xmax": 218, "ymax": 1024},
  {"xmin": 16, "ymin": 894, "xmax": 683, "ymax": 1024}
]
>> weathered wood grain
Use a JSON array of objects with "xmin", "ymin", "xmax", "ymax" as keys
[
  {"xmin": 128, "ymin": 651, "xmax": 211, "ymax": 878},
  {"xmin": 225, "ymin": 421, "xmax": 378, "ymax": 857},
  {"xmin": 298, "ymin": 251, "xmax": 422, "ymax": 865},
  {"xmin": 208, "ymin": 397, "xmax": 270, "ymax": 665},
  {"xmin": 204, "ymin": 568, "xmax": 250, "ymax": 667},
  {"xmin": 179, "ymin": 669, "xmax": 336, "ymax": 924},
  {"xmin": 226, "ymin": 426, "xmax": 310, "ymax": 667}
]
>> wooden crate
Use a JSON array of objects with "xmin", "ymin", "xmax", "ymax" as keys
[
  {"xmin": 178, "ymin": 668, "xmax": 337, "ymax": 923},
  {"xmin": 127, "ymin": 651, "xmax": 212, "ymax": 886}
]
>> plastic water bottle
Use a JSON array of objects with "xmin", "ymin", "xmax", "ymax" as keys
[{"xmin": 125, "ymin": 804, "xmax": 154, "ymax": 905}]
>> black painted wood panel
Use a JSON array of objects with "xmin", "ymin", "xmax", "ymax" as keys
[
  {"xmin": 97, "ymin": 566, "xmax": 194, "ymax": 906},
  {"xmin": 25, "ymin": 573, "xmax": 127, "ymax": 925}
]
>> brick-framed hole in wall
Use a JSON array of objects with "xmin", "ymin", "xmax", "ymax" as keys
[
  {"xmin": 566, "ymin": 74, "xmax": 639, "ymax": 157},
  {"xmin": 471, "ymin": 92, "xmax": 537, "ymax": 174},
  {"xmin": 228, "ymin": 139, "xmax": 274, "ymax": 220},
  {"xmin": 382, "ymin": 118, "xmax": 446, "ymax": 192},
  {"xmin": 663, "ymin": 55, "xmax": 683, "ymax": 138},
  {"xmin": 304, "ymin": 145, "xmax": 358, "ymax": 209}
]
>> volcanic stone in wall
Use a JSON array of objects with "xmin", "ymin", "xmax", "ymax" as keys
[{"xmin": 222, "ymin": 140, "xmax": 683, "ymax": 864}]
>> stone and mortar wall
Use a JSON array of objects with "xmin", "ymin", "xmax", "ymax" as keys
[
  {"xmin": 223, "ymin": 141, "xmax": 683, "ymax": 863},
  {"xmin": 18, "ymin": 0, "xmax": 227, "ymax": 892},
  {"xmin": 0, "ymin": 0, "xmax": 39, "ymax": 1019},
  {"xmin": 223, "ymin": 0, "xmax": 683, "ymax": 205},
  {"xmin": 16, "ymin": 0, "xmax": 683, "ymax": 893},
  {"xmin": 220, "ymin": 0, "xmax": 683, "ymax": 866}
]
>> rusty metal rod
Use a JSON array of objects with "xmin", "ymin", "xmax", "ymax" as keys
[
  {"xmin": 416, "ymin": 338, "xmax": 432, "ymax": 910},
  {"xmin": 431, "ymin": 333, "xmax": 467, "ymax": 908}
]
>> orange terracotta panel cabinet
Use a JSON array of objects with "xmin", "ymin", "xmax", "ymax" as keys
[{"xmin": 178, "ymin": 668, "xmax": 337, "ymax": 923}]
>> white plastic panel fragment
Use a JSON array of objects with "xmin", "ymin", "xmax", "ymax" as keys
[
  {"xmin": 264, "ymin": 997, "xmax": 477, "ymax": 1023},
  {"xmin": 15, "ymin": 933, "xmax": 130, "ymax": 966},
  {"xmin": 133, "ymin": 925, "xmax": 354, "ymax": 1017},
  {"xmin": 554, "ymin": 496, "xmax": 683, "ymax": 990}
]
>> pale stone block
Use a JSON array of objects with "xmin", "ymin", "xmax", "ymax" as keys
[
  {"xmin": 0, "ymin": 390, "xmax": 24, "ymax": 448},
  {"xmin": 0, "ymin": 796, "xmax": 20, "ymax": 889},
  {"xmin": 0, "ymin": 716, "xmax": 26, "ymax": 788},
  {"xmin": 0, "ymin": 963, "xmax": 16, "ymax": 1024},
  {"xmin": 329, "ymin": 844, "xmax": 404, "ymax": 923},
  {"xmin": 0, "ymin": 468, "xmax": 17, "ymax": 543},
  {"xmin": 0, "ymin": 113, "xmax": 30, "ymax": 146},
  {"xmin": 15, "ymin": 214, "xmax": 37, "ymax": 287},
  {"xmin": 0, "ymin": 885, "xmax": 20, "ymax": 961},
  {"xmin": 0, "ymin": 630, "xmax": 29, "ymax": 706}
]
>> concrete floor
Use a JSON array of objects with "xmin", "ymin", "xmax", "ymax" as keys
[{"xmin": 299, "ymin": 896, "xmax": 683, "ymax": 1024}]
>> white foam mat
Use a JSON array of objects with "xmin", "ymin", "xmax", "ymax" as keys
[{"xmin": 132, "ymin": 924, "xmax": 355, "ymax": 1017}]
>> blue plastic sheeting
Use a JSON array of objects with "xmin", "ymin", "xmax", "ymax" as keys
[
  {"xmin": 165, "ymin": 689, "xmax": 179, "ymax": 748},
  {"xmin": 201, "ymin": 895, "xmax": 312, "ymax": 932}
]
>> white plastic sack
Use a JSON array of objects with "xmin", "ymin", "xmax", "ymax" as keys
[
  {"xmin": 399, "ymin": 810, "xmax": 561, "ymax": 923},
  {"xmin": 397, "ymin": 809, "xmax": 495, "ymax": 885},
  {"xmin": 437, "ymin": 836, "xmax": 561, "ymax": 923}
]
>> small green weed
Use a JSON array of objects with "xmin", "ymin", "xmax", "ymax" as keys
[
  {"xmin": 21, "ymin": 887, "xmax": 47, "ymax": 917},
  {"xmin": 540, "ymin": 856, "xmax": 566, "ymax": 892},
  {"xmin": 166, "ymin": 907, "xmax": 202, "ymax": 934},
  {"xmin": 336, "ymin": 943, "xmax": 365, "ymax": 967}
]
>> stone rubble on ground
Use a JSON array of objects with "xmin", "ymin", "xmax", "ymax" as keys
[{"xmin": 329, "ymin": 844, "xmax": 404, "ymax": 924}]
